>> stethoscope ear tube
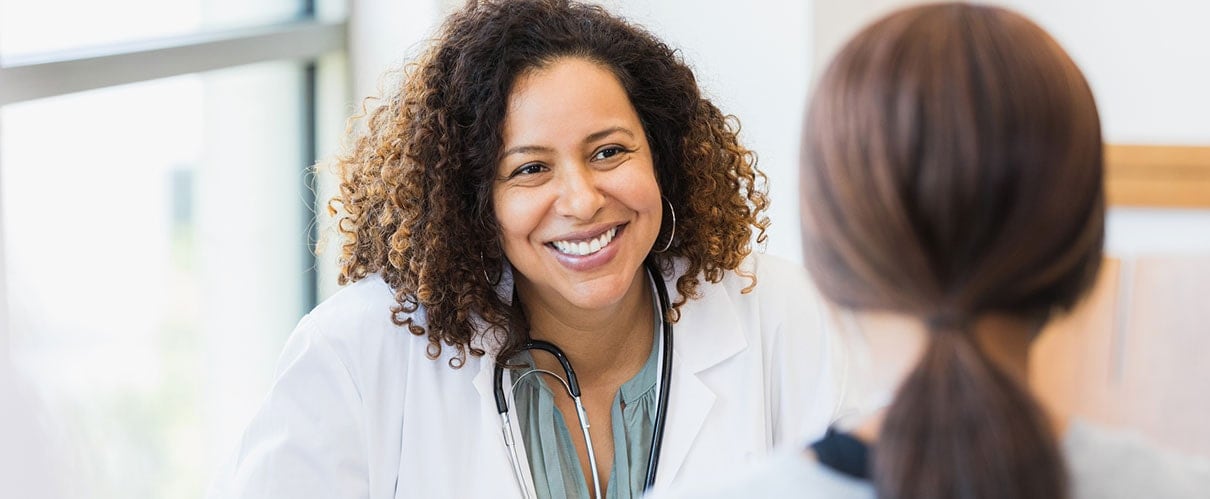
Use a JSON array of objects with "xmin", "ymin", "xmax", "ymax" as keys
[
  {"xmin": 643, "ymin": 260, "xmax": 673, "ymax": 491},
  {"xmin": 493, "ymin": 341, "xmax": 582, "ymax": 407},
  {"xmin": 493, "ymin": 360, "xmax": 509, "ymax": 414},
  {"xmin": 500, "ymin": 412, "xmax": 532, "ymax": 498},
  {"xmin": 519, "ymin": 340, "xmax": 582, "ymax": 397}
]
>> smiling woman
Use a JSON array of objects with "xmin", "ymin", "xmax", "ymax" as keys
[{"xmin": 207, "ymin": 1, "xmax": 842, "ymax": 499}]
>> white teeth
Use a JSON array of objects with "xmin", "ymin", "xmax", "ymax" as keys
[{"xmin": 552, "ymin": 227, "xmax": 617, "ymax": 256}]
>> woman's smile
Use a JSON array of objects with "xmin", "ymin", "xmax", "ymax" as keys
[
  {"xmin": 548, "ymin": 224, "xmax": 621, "ymax": 257},
  {"xmin": 545, "ymin": 224, "xmax": 628, "ymax": 273}
]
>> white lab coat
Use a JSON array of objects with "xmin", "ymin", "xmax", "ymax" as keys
[{"xmin": 207, "ymin": 253, "xmax": 841, "ymax": 498}]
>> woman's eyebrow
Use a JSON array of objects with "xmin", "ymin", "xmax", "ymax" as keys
[
  {"xmin": 501, "ymin": 126, "xmax": 636, "ymax": 159},
  {"xmin": 584, "ymin": 126, "xmax": 635, "ymax": 144},
  {"xmin": 500, "ymin": 144, "xmax": 555, "ymax": 159}
]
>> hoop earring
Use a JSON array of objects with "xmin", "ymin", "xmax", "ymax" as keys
[
  {"xmin": 653, "ymin": 196, "xmax": 676, "ymax": 253},
  {"xmin": 480, "ymin": 252, "xmax": 501, "ymax": 286}
]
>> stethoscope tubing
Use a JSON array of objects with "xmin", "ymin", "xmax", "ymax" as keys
[
  {"xmin": 496, "ymin": 341, "xmax": 603, "ymax": 499},
  {"xmin": 644, "ymin": 262, "xmax": 673, "ymax": 490},
  {"xmin": 493, "ymin": 260, "xmax": 673, "ymax": 498}
]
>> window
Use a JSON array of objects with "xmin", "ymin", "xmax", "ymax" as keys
[
  {"xmin": 0, "ymin": 0, "xmax": 302, "ymax": 58},
  {"xmin": 0, "ymin": 2, "xmax": 346, "ymax": 498}
]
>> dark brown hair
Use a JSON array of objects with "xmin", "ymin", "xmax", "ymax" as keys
[
  {"xmin": 801, "ymin": 4, "xmax": 1104, "ymax": 499},
  {"xmin": 330, "ymin": 0, "xmax": 769, "ymax": 367}
]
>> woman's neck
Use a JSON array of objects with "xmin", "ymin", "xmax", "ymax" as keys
[
  {"xmin": 515, "ymin": 268, "xmax": 656, "ymax": 388},
  {"xmin": 839, "ymin": 311, "xmax": 1066, "ymax": 443}
]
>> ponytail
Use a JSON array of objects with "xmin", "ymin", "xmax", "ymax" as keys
[
  {"xmin": 800, "ymin": 4, "xmax": 1105, "ymax": 498},
  {"xmin": 873, "ymin": 319, "xmax": 1067, "ymax": 499}
]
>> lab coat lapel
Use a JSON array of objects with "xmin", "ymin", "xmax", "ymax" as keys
[
  {"xmin": 653, "ymin": 273, "xmax": 747, "ymax": 488},
  {"xmin": 470, "ymin": 351, "xmax": 536, "ymax": 499},
  {"xmin": 469, "ymin": 263, "xmax": 534, "ymax": 499},
  {"xmin": 471, "ymin": 349, "xmax": 498, "ymax": 413}
]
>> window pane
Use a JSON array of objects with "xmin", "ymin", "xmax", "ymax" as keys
[
  {"xmin": 1, "ymin": 61, "xmax": 310, "ymax": 498},
  {"xmin": 0, "ymin": 0, "xmax": 302, "ymax": 59}
]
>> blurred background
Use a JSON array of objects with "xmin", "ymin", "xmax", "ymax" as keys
[{"xmin": 0, "ymin": 0, "xmax": 1206, "ymax": 498}]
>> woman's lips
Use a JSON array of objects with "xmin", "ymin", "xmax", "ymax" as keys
[{"xmin": 547, "ymin": 223, "xmax": 626, "ymax": 271}]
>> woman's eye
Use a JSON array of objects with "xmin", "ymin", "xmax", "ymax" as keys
[
  {"xmin": 510, "ymin": 163, "xmax": 546, "ymax": 177},
  {"xmin": 592, "ymin": 146, "xmax": 630, "ymax": 161}
]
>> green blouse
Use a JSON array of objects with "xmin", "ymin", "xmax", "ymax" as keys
[{"xmin": 511, "ymin": 330, "xmax": 659, "ymax": 499}]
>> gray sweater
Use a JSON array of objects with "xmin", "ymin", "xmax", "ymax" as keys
[{"xmin": 649, "ymin": 420, "xmax": 1210, "ymax": 499}]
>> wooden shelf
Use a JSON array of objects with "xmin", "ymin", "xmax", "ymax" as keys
[{"xmin": 1106, "ymin": 145, "xmax": 1210, "ymax": 208}]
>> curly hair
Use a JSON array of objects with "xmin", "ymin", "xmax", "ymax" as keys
[{"xmin": 330, "ymin": 0, "xmax": 770, "ymax": 367}]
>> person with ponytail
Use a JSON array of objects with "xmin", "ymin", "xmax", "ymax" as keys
[{"xmin": 650, "ymin": 3, "xmax": 1210, "ymax": 499}]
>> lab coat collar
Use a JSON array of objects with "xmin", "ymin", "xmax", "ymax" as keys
[
  {"xmin": 651, "ymin": 257, "xmax": 748, "ymax": 487},
  {"xmin": 660, "ymin": 256, "xmax": 750, "ymax": 372}
]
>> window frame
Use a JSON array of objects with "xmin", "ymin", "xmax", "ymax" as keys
[{"xmin": 0, "ymin": 14, "xmax": 346, "ymax": 354}]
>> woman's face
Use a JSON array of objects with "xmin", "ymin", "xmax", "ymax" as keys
[{"xmin": 492, "ymin": 57, "xmax": 662, "ymax": 314}]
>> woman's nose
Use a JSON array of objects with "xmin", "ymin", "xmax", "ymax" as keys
[{"xmin": 554, "ymin": 165, "xmax": 606, "ymax": 220}]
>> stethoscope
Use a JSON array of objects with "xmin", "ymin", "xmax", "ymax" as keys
[{"xmin": 493, "ymin": 261, "xmax": 674, "ymax": 499}]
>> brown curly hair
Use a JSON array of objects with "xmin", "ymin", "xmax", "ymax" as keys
[{"xmin": 330, "ymin": 0, "xmax": 770, "ymax": 367}]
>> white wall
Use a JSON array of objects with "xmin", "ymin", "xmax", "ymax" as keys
[{"xmin": 347, "ymin": 0, "xmax": 441, "ymax": 103}]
